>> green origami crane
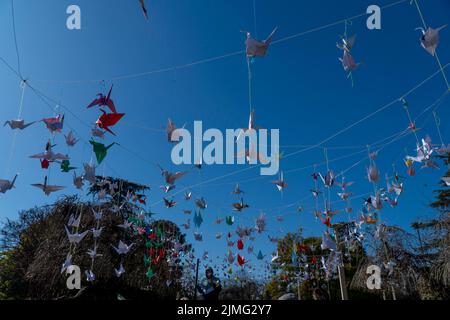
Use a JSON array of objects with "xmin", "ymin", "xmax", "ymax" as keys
[
  {"xmin": 90, "ymin": 139, "xmax": 115, "ymax": 164},
  {"xmin": 60, "ymin": 160, "xmax": 76, "ymax": 173},
  {"xmin": 146, "ymin": 268, "xmax": 155, "ymax": 279},
  {"xmin": 226, "ymin": 216, "xmax": 234, "ymax": 226},
  {"xmin": 144, "ymin": 254, "xmax": 151, "ymax": 266}
]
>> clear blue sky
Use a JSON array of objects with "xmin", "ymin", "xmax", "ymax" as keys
[{"xmin": 0, "ymin": 0, "xmax": 449, "ymax": 277}]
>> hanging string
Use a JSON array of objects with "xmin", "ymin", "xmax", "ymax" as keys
[
  {"xmin": 5, "ymin": 80, "xmax": 27, "ymax": 176},
  {"xmin": 11, "ymin": 0, "xmax": 22, "ymax": 79},
  {"xmin": 432, "ymin": 111, "xmax": 444, "ymax": 147},
  {"xmin": 31, "ymin": 0, "xmax": 409, "ymax": 85},
  {"xmin": 401, "ymin": 98, "xmax": 420, "ymax": 145}
]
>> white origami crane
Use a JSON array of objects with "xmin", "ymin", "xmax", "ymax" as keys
[
  {"xmin": 92, "ymin": 208, "xmax": 103, "ymax": 221},
  {"xmin": 271, "ymin": 171, "xmax": 287, "ymax": 192},
  {"xmin": 158, "ymin": 164, "xmax": 187, "ymax": 185},
  {"xmin": 227, "ymin": 250, "xmax": 235, "ymax": 264},
  {"xmin": 87, "ymin": 245, "xmax": 102, "ymax": 259},
  {"xmin": 29, "ymin": 140, "xmax": 69, "ymax": 161},
  {"xmin": 64, "ymin": 130, "xmax": 78, "ymax": 147},
  {"xmin": 319, "ymin": 170, "xmax": 335, "ymax": 188},
  {"xmin": 255, "ymin": 213, "xmax": 266, "ymax": 233},
  {"xmin": 271, "ymin": 251, "xmax": 279, "ymax": 263},
  {"xmin": 112, "ymin": 240, "xmax": 134, "ymax": 255},
  {"xmin": 83, "ymin": 163, "xmax": 97, "ymax": 184},
  {"xmin": 31, "ymin": 176, "xmax": 65, "ymax": 196},
  {"xmin": 60, "ymin": 253, "xmax": 73, "ymax": 274},
  {"xmin": 232, "ymin": 183, "xmax": 244, "ymax": 195},
  {"xmin": 417, "ymin": 25, "xmax": 446, "ymax": 56},
  {"xmin": 245, "ymin": 27, "xmax": 278, "ymax": 57},
  {"xmin": 115, "ymin": 264, "xmax": 125, "ymax": 277},
  {"xmin": 0, "ymin": 174, "xmax": 18, "ymax": 194},
  {"xmin": 91, "ymin": 227, "xmax": 104, "ymax": 238},
  {"xmin": 68, "ymin": 213, "xmax": 82, "ymax": 228},
  {"xmin": 367, "ymin": 164, "xmax": 380, "ymax": 183},
  {"xmin": 65, "ymin": 226, "xmax": 89, "ymax": 244},
  {"xmin": 321, "ymin": 231, "xmax": 337, "ymax": 251},
  {"xmin": 73, "ymin": 172, "xmax": 84, "ymax": 189},
  {"xmin": 91, "ymin": 128, "xmax": 105, "ymax": 139},
  {"xmin": 85, "ymin": 270, "xmax": 95, "ymax": 282},
  {"xmin": 406, "ymin": 137, "xmax": 435, "ymax": 163},
  {"xmin": 117, "ymin": 220, "xmax": 133, "ymax": 230},
  {"xmin": 442, "ymin": 177, "xmax": 450, "ymax": 186},
  {"xmin": 4, "ymin": 119, "xmax": 36, "ymax": 130}
]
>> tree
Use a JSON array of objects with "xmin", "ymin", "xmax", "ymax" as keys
[{"xmin": 0, "ymin": 178, "xmax": 192, "ymax": 300}]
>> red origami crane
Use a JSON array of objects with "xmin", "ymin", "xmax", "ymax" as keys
[
  {"xmin": 40, "ymin": 159, "xmax": 50, "ymax": 169},
  {"xmin": 237, "ymin": 239, "xmax": 244, "ymax": 250},
  {"xmin": 320, "ymin": 216, "xmax": 332, "ymax": 228},
  {"xmin": 87, "ymin": 85, "xmax": 117, "ymax": 113},
  {"xmin": 96, "ymin": 109, "xmax": 124, "ymax": 136},
  {"xmin": 237, "ymin": 254, "xmax": 247, "ymax": 266}
]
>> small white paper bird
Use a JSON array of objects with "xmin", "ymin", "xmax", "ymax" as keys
[{"xmin": 112, "ymin": 240, "xmax": 134, "ymax": 255}]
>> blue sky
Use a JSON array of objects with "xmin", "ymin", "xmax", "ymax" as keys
[{"xmin": 0, "ymin": 0, "xmax": 449, "ymax": 277}]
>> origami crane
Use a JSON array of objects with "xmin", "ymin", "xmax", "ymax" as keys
[
  {"xmin": 214, "ymin": 217, "xmax": 224, "ymax": 224},
  {"xmin": 160, "ymin": 185, "xmax": 176, "ymax": 193},
  {"xmin": 321, "ymin": 231, "xmax": 337, "ymax": 251},
  {"xmin": 72, "ymin": 172, "xmax": 84, "ymax": 189},
  {"xmin": 245, "ymin": 27, "xmax": 278, "ymax": 57},
  {"xmin": 181, "ymin": 219, "xmax": 190, "ymax": 230},
  {"xmin": 237, "ymin": 254, "xmax": 247, "ymax": 266},
  {"xmin": 64, "ymin": 131, "xmax": 78, "ymax": 147},
  {"xmin": 227, "ymin": 250, "xmax": 235, "ymax": 264},
  {"xmin": 195, "ymin": 197, "xmax": 207, "ymax": 209},
  {"xmin": 231, "ymin": 183, "xmax": 244, "ymax": 195},
  {"xmin": 226, "ymin": 216, "xmax": 234, "ymax": 226},
  {"xmin": 256, "ymin": 250, "xmax": 265, "ymax": 260},
  {"xmin": 416, "ymin": 25, "xmax": 446, "ymax": 56},
  {"xmin": 90, "ymin": 139, "xmax": 115, "ymax": 164},
  {"xmin": 232, "ymin": 198, "xmax": 249, "ymax": 211},
  {"xmin": 337, "ymin": 34, "xmax": 356, "ymax": 52},
  {"xmin": 339, "ymin": 50, "xmax": 360, "ymax": 72},
  {"xmin": 92, "ymin": 128, "xmax": 106, "ymax": 139},
  {"xmin": 4, "ymin": 119, "xmax": 35, "ymax": 130},
  {"xmin": 193, "ymin": 210, "xmax": 203, "ymax": 228},
  {"xmin": 367, "ymin": 164, "xmax": 380, "ymax": 183},
  {"xmin": 112, "ymin": 240, "xmax": 134, "ymax": 255},
  {"xmin": 83, "ymin": 163, "xmax": 96, "ymax": 184},
  {"xmin": 237, "ymin": 239, "xmax": 244, "ymax": 250},
  {"xmin": 194, "ymin": 232, "xmax": 203, "ymax": 241},
  {"xmin": 96, "ymin": 110, "xmax": 124, "ymax": 136},
  {"xmin": 42, "ymin": 114, "xmax": 64, "ymax": 134},
  {"xmin": 30, "ymin": 140, "xmax": 69, "ymax": 161},
  {"xmin": 87, "ymin": 245, "xmax": 103, "ymax": 259},
  {"xmin": 158, "ymin": 165, "xmax": 187, "ymax": 185},
  {"xmin": 92, "ymin": 208, "xmax": 103, "ymax": 221},
  {"xmin": 87, "ymin": 85, "xmax": 117, "ymax": 113},
  {"xmin": 406, "ymin": 137, "xmax": 435, "ymax": 163},
  {"xmin": 163, "ymin": 197, "xmax": 176, "ymax": 208},
  {"xmin": 272, "ymin": 171, "xmax": 287, "ymax": 192},
  {"xmin": 65, "ymin": 226, "xmax": 89, "ymax": 244},
  {"xmin": 319, "ymin": 170, "xmax": 334, "ymax": 188},
  {"xmin": 115, "ymin": 264, "xmax": 125, "ymax": 277},
  {"xmin": 68, "ymin": 213, "xmax": 82, "ymax": 228},
  {"xmin": 166, "ymin": 118, "xmax": 185, "ymax": 142},
  {"xmin": 31, "ymin": 176, "xmax": 65, "ymax": 196},
  {"xmin": 61, "ymin": 253, "xmax": 73, "ymax": 274},
  {"xmin": 61, "ymin": 160, "xmax": 76, "ymax": 173},
  {"xmin": 184, "ymin": 191, "xmax": 192, "ymax": 200},
  {"xmin": 0, "ymin": 174, "xmax": 18, "ymax": 194}
]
